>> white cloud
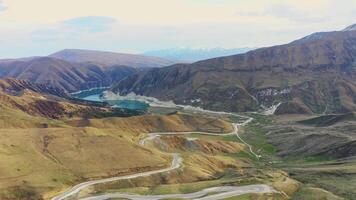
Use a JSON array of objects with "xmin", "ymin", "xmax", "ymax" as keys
[
  {"xmin": 0, "ymin": 0, "xmax": 354, "ymax": 58},
  {"xmin": 62, "ymin": 16, "xmax": 117, "ymax": 32},
  {"xmin": 0, "ymin": 0, "xmax": 6, "ymax": 11}
]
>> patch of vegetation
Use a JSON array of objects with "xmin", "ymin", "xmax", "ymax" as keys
[
  {"xmin": 290, "ymin": 169, "xmax": 356, "ymax": 199},
  {"xmin": 277, "ymin": 155, "xmax": 333, "ymax": 167},
  {"xmin": 242, "ymin": 121, "xmax": 277, "ymax": 156},
  {"xmin": 291, "ymin": 186, "xmax": 343, "ymax": 200},
  {"xmin": 0, "ymin": 184, "xmax": 43, "ymax": 200},
  {"xmin": 298, "ymin": 113, "xmax": 355, "ymax": 127},
  {"xmin": 226, "ymin": 150, "xmax": 259, "ymax": 163},
  {"xmin": 246, "ymin": 113, "xmax": 273, "ymax": 125}
]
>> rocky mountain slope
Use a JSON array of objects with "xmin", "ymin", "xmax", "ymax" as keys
[
  {"xmin": 112, "ymin": 25, "xmax": 356, "ymax": 113},
  {"xmin": 0, "ymin": 78, "xmax": 68, "ymax": 98},
  {"xmin": 0, "ymin": 57, "xmax": 137, "ymax": 92},
  {"xmin": 50, "ymin": 49, "xmax": 175, "ymax": 68}
]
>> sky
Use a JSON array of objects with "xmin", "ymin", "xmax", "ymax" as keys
[{"xmin": 0, "ymin": 0, "xmax": 355, "ymax": 58}]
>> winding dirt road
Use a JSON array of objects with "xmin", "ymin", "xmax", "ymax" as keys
[
  {"xmin": 79, "ymin": 185, "xmax": 276, "ymax": 200},
  {"xmin": 51, "ymin": 114, "xmax": 270, "ymax": 200},
  {"xmin": 51, "ymin": 154, "xmax": 182, "ymax": 200}
]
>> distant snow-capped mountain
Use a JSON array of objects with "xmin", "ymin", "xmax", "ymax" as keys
[
  {"xmin": 343, "ymin": 24, "xmax": 356, "ymax": 31},
  {"xmin": 143, "ymin": 47, "xmax": 255, "ymax": 63}
]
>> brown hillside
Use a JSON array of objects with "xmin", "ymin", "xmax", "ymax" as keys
[
  {"xmin": 0, "ymin": 57, "xmax": 137, "ymax": 92},
  {"xmin": 66, "ymin": 113, "xmax": 233, "ymax": 134},
  {"xmin": 112, "ymin": 28, "xmax": 356, "ymax": 113}
]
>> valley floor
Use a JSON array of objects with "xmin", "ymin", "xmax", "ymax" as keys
[
  {"xmin": 52, "ymin": 116, "xmax": 283, "ymax": 200},
  {"xmin": 48, "ymin": 111, "xmax": 295, "ymax": 200},
  {"xmin": 1, "ymin": 102, "xmax": 355, "ymax": 200}
]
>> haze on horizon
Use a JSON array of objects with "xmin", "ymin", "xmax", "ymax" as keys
[{"xmin": 0, "ymin": 0, "xmax": 355, "ymax": 58}]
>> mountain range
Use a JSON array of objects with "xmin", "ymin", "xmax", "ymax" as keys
[
  {"xmin": 112, "ymin": 24, "xmax": 356, "ymax": 114},
  {"xmin": 0, "ymin": 49, "xmax": 175, "ymax": 92},
  {"xmin": 1, "ymin": 25, "xmax": 355, "ymax": 114},
  {"xmin": 144, "ymin": 47, "xmax": 254, "ymax": 62},
  {"xmin": 0, "ymin": 23, "xmax": 356, "ymax": 200}
]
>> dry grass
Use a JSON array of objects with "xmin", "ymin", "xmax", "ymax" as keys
[
  {"xmin": 66, "ymin": 113, "xmax": 233, "ymax": 134},
  {"xmin": 0, "ymin": 110, "xmax": 234, "ymax": 199},
  {"xmin": 0, "ymin": 128, "xmax": 169, "ymax": 199},
  {"xmin": 271, "ymin": 176, "xmax": 300, "ymax": 197},
  {"xmin": 151, "ymin": 135, "xmax": 245, "ymax": 154},
  {"xmin": 0, "ymin": 106, "xmax": 69, "ymax": 129}
]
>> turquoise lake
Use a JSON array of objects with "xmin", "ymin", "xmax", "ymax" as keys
[{"xmin": 71, "ymin": 88, "xmax": 149, "ymax": 111}]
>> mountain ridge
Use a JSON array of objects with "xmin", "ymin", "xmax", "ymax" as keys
[
  {"xmin": 50, "ymin": 49, "xmax": 175, "ymax": 68},
  {"xmin": 143, "ymin": 47, "xmax": 254, "ymax": 63},
  {"xmin": 0, "ymin": 56, "xmax": 138, "ymax": 92},
  {"xmin": 0, "ymin": 48, "xmax": 178, "ymax": 92},
  {"xmin": 112, "ymin": 25, "xmax": 356, "ymax": 113}
]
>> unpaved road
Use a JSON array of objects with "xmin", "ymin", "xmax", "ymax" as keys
[
  {"xmin": 80, "ymin": 185, "xmax": 276, "ymax": 200},
  {"xmin": 140, "ymin": 118, "xmax": 260, "ymax": 158},
  {"xmin": 51, "ymin": 114, "xmax": 269, "ymax": 200},
  {"xmin": 51, "ymin": 154, "xmax": 182, "ymax": 200}
]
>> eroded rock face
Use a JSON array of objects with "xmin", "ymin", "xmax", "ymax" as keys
[{"xmin": 112, "ymin": 29, "xmax": 356, "ymax": 113}]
